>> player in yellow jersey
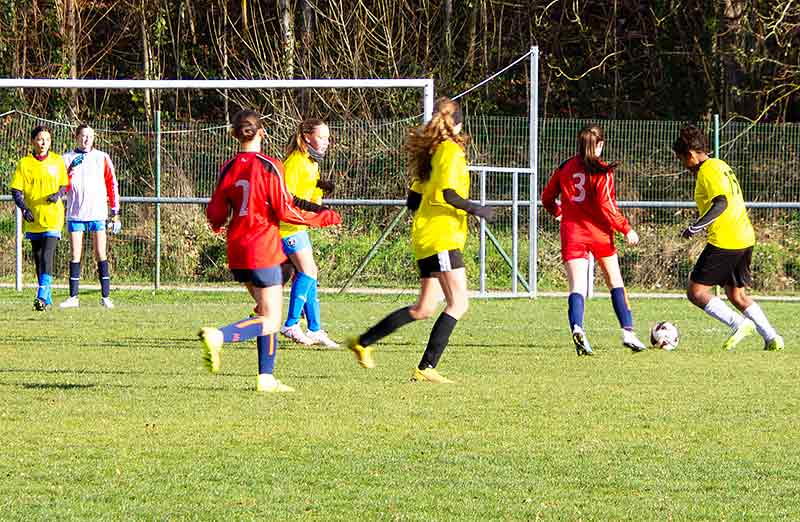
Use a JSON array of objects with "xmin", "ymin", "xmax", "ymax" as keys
[
  {"xmin": 278, "ymin": 118, "xmax": 339, "ymax": 348},
  {"xmin": 347, "ymin": 98, "xmax": 494, "ymax": 382},
  {"xmin": 10, "ymin": 126, "xmax": 69, "ymax": 311},
  {"xmin": 673, "ymin": 126, "xmax": 783, "ymax": 351}
]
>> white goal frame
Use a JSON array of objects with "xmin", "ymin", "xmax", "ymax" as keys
[{"xmin": 1, "ymin": 78, "xmax": 435, "ymax": 291}]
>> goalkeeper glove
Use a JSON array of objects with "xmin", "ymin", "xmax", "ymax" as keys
[
  {"xmin": 108, "ymin": 215, "xmax": 122, "ymax": 235},
  {"xmin": 22, "ymin": 208, "xmax": 34, "ymax": 223}
]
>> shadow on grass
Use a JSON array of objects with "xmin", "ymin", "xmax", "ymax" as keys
[{"xmin": 21, "ymin": 382, "xmax": 96, "ymax": 390}]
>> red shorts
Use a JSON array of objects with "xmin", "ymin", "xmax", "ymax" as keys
[{"xmin": 560, "ymin": 232, "xmax": 617, "ymax": 262}]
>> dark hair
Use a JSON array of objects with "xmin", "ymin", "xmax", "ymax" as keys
[
  {"xmin": 230, "ymin": 110, "xmax": 263, "ymax": 142},
  {"xmin": 406, "ymin": 97, "xmax": 467, "ymax": 182},
  {"xmin": 577, "ymin": 124, "xmax": 616, "ymax": 174},
  {"xmin": 286, "ymin": 118, "xmax": 326, "ymax": 155},
  {"xmin": 75, "ymin": 123, "xmax": 93, "ymax": 136},
  {"xmin": 672, "ymin": 125, "xmax": 709, "ymax": 156},
  {"xmin": 30, "ymin": 125, "xmax": 51, "ymax": 141}
]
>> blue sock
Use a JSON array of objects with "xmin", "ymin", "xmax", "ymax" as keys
[
  {"xmin": 98, "ymin": 260, "xmax": 110, "ymax": 298},
  {"xmin": 69, "ymin": 262, "xmax": 80, "ymax": 297},
  {"xmin": 568, "ymin": 292, "xmax": 584, "ymax": 331},
  {"xmin": 38, "ymin": 273, "xmax": 52, "ymax": 304},
  {"xmin": 257, "ymin": 333, "xmax": 278, "ymax": 375},
  {"xmin": 219, "ymin": 317, "xmax": 264, "ymax": 343},
  {"xmin": 285, "ymin": 272, "xmax": 315, "ymax": 328},
  {"xmin": 304, "ymin": 278, "xmax": 321, "ymax": 331},
  {"xmin": 611, "ymin": 287, "xmax": 634, "ymax": 330}
]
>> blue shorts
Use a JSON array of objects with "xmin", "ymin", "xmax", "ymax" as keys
[
  {"xmin": 68, "ymin": 220, "xmax": 106, "ymax": 233},
  {"xmin": 231, "ymin": 266, "xmax": 283, "ymax": 288},
  {"xmin": 25, "ymin": 231, "xmax": 61, "ymax": 240},
  {"xmin": 282, "ymin": 231, "xmax": 312, "ymax": 255}
]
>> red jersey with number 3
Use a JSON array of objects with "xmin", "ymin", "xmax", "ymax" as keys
[
  {"xmin": 541, "ymin": 156, "xmax": 631, "ymax": 259},
  {"xmin": 206, "ymin": 152, "xmax": 328, "ymax": 269}
]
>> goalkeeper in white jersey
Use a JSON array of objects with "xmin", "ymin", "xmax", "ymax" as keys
[{"xmin": 60, "ymin": 124, "xmax": 121, "ymax": 309}]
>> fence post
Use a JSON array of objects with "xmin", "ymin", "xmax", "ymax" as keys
[
  {"xmin": 529, "ymin": 46, "xmax": 539, "ymax": 298},
  {"xmin": 15, "ymin": 208, "xmax": 22, "ymax": 291},
  {"xmin": 155, "ymin": 110, "xmax": 161, "ymax": 291},
  {"xmin": 479, "ymin": 169, "xmax": 487, "ymax": 296}
]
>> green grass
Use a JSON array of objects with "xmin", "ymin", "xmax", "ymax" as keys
[{"xmin": 1, "ymin": 289, "xmax": 798, "ymax": 520}]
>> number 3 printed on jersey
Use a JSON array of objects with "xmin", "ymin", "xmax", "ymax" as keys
[
  {"xmin": 235, "ymin": 179, "xmax": 250, "ymax": 216},
  {"xmin": 571, "ymin": 172, "xmax": 587, "ymax": 203}
]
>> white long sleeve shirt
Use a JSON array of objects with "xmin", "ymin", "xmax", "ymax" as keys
[{"xmin": 62, "ymin": 148, "xmax": 120, "ymax": 221}]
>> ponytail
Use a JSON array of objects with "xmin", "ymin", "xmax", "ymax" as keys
[{"xmin": 577, "ymin": 124, "xmax": 617, "ymax": 175}]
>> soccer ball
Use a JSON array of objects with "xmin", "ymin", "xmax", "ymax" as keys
[{"xmin": 650, "ymin": 321, "xmax": 679, "ymax": 350}]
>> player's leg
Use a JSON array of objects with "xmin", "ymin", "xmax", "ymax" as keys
[
  {"xmin": 249, "ymin": 281, "xmax": 294, "ymax": 392},
  {"xmin": 724, "ymin": 247, "xmax": 782, "ymax": 350},
  {"xmin": 39, "ymin": 237, "xmax": 58, "ymax": 308},
  {"xmin": 280, "ymin": 232, "xmax": 316, "ymax": 345},
  {"xmin": 564, "ymin": 257, "xmax": 592, "ymax": 355},
  {"xmin": 62, "ymin": 226, "xmax": 84, "ymax": 307},
  {"xmin": 30, "ymin": 238, "xmax": 47, "ymax": 310},
  {"xmin": 93, "ymin": 225, "xmax": 113, "ymax": 307},
  {"xmin": 687, "ymin": 244, "xmax": 753, "ymax": 350},
  {"xmin": 596, "ymin": 253, "xmax": 646, "ymax": 352},
  {"xmin": 413, "ymin": 252, "xmax": 467, "ymax": 383},
  {"xmin": 347, "ymin": 271, "xmax": 441, "ymax": 369}
]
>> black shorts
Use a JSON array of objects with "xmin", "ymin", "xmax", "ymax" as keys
[
  {"xmin": 231, "ymin": 266, "xmax": 283, "ymax": 288},
  {"xmin": 417, "ymin": 250, "xmax": 465, "ymax": 279},
  {"xmin": 690, "ymin": 244, "xmax": 752, "ymax": 288}
]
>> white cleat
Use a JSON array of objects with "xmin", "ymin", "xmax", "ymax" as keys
[
  {"xmin": 100, "ymin": 297, "xmax": 115, "ymax": 309},
  {"xmin": 280, "ymin": 324, "xmax": 314, "ymax": 345},
  {"xmin": 622, "ymin": 329, "xmax": 647, "ymax": 352},
  {"xmin": 59, "ymin": 296, "xmax": 80, "ymax": 309},
  {"xmin": 306, "ymin": 329, "xmax": 340, "ymax": 349},
  {"xmin": 257, "ymin": 374, "xmax": 295, "ymax": 393}
]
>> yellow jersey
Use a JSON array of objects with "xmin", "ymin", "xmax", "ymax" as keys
[
  {"xmin": 279, "ymin": 150, "xmax": 320, "ymax": 237},
  {"xmin": 410, "ymin": 140, "xmax": 470, "ymax": 260},
  {"xmin": 10, "ymin": 153, "xmax": 69, "ymax": 234},
  {"xmin": 694, "ymin": 158, "xmax": 754, "ymax": 249}
]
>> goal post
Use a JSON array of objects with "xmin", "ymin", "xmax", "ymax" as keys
[{"xmin": 1, "ymin": 78, "xmax": 435, "ymax": 291}]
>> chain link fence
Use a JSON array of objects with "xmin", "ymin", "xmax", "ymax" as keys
[{"xmin": 2, "ymin": 110, "xmax": 798, "ymax": 295}]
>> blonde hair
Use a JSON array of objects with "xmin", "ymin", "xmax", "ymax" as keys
[
  {"xmin": 406, "ymin": 97, "xmax": 466, "ymax": 183},
  {"xmin": 286, "ymin": 118, "xmax": 326, "ymax": 156}
]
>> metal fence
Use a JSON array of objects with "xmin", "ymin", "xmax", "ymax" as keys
[{"xmin": 2, "ymin": 110, "xmax": 799, "ymax": 295}]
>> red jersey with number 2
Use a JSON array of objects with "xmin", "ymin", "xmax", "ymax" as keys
[
  {"xmin": 206, "ymin": 152, "xmax": 336, "ymax": 269},
  {"xmin": 541, "ymin": 155, "xmax": 631, "ymax": 262}
]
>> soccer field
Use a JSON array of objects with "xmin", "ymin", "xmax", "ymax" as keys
[{"xmin": 1, "ymin": 289, "xmax": 798, "ymax": 520}]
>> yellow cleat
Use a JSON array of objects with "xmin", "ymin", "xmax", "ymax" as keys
[
  {"xmin": 722, "ymin": 319, "xmax": 756, "ymax": 351},
  {"xmin": 257, "ymin": 374, "xmax": 295, "ymax": 393},
  {"xmin": 412, "ymin": 367, "xmax": 455, "ymax": 384},
  {"xmin": 347, "ymin": 337, "xmax": 375, "ymax": 369},
  {"xmin": 198, "ymin": 327, "xmax": 223, "ymax": 373},
  {"xmin": 765, "ymin": 335, "xmax": 784, "ymax": 351}
]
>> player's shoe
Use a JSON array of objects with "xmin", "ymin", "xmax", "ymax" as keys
[
  {"xmin": 33, "ymin": 298, "xmax": 50, "ymax": 312},
  {"xmin": 412, "ymin": 367, "xmax": 455, "ymax": 384},
  {"xmin": 306, "ymin": 329, "xmax": 340, "ymax": 349},
  {"xmin": 347, "ymin": 337, "xmax": 375, "ymax": 369},
  {"xmin": 256, "ymin": 374, "xmax": 295, "ymax": 393},
  {"xmin": 198, "ymin": 327, "xmax": 223, "ymax": 373},
  {"xmin": 59, "ymin": 296, "xmax": 80, "ymax": 308},
  {"xmin": 722, "ymin": 318, "xmax": 756, "ymax": 351},
  {"xmin": 280, "ymin": 324, "xmax": 314, "ymax": 345},
  {"xmin": 622, "ymin": 329, "xmax": 647, "ymax": 352},
  {"xmin": 100, "ymin": 297, "xmax": 114, "ymax": 309},
  {"xmin": 765, "ymin": 335, "xmax": 784, "ymax": 351},
  {"xmin": 572, "ymin": 325, "xmax": 593, "ymax": 356}
]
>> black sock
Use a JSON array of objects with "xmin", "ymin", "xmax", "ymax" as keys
[
  {"xmin": 359, "ymin": 306, "xmax": 415, "ymax": 347},
  {"xmin": 69, "ymin": 261, "xmax": 81, "ymax": 297},
  {"xmin": 98, "ymin": 260, "xmax": 110, "ymax": 298},
  {"xmin": 418, "ymin": 313, "xmax": 458, "ymax": 370}
]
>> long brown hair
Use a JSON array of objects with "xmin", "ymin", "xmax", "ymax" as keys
[
  {"xmin": 286, "ymin": 118, "xmax": 326, "ymax": 156},
  {"xmin": 230, "ymin": 110, "xmax": 263, "ymax": 142},
  {"xmin": 578, "ymin": 124, "xmax": 617, "ymax": 174},
  {"xmin": 406, "ymin": 97, "xmax": 466, "ymax": 183}
]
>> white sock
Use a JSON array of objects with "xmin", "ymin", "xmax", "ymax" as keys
[
  {"xmin": 743, "ymin": 303, "xmax": 777, "ymax": 342},
  {"xmin": 703, "ymin": 297, "xmax": 743, "ymax": 330}
]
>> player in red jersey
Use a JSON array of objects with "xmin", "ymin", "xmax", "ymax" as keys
[
  {"xmin": 541, "ymin": 124, "xmax": 646, "ymax": 355},
  {"xmin": 198, "ymin": 110, "xmax": 341, "ymax": 392}
]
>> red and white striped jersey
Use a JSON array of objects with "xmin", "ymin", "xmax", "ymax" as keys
[{"xmin": 62, "ymin": 148, "xmax": 120, "ymax": 221}]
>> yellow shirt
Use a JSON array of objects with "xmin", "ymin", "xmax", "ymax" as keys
[
  {"xmin": 410, "ymin": 140, "xmax": 470, "ymax": 260},
  {"xmin": 10, "ymin": 153, "xmax": 69, "ymax": 234},
  {"xmin": 280, "ymin": 150, "xmax": 320, "ymax": 237},
  {"xmin": 694, "ymin": 158, "xmax": 754, "ymax": 249}
]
